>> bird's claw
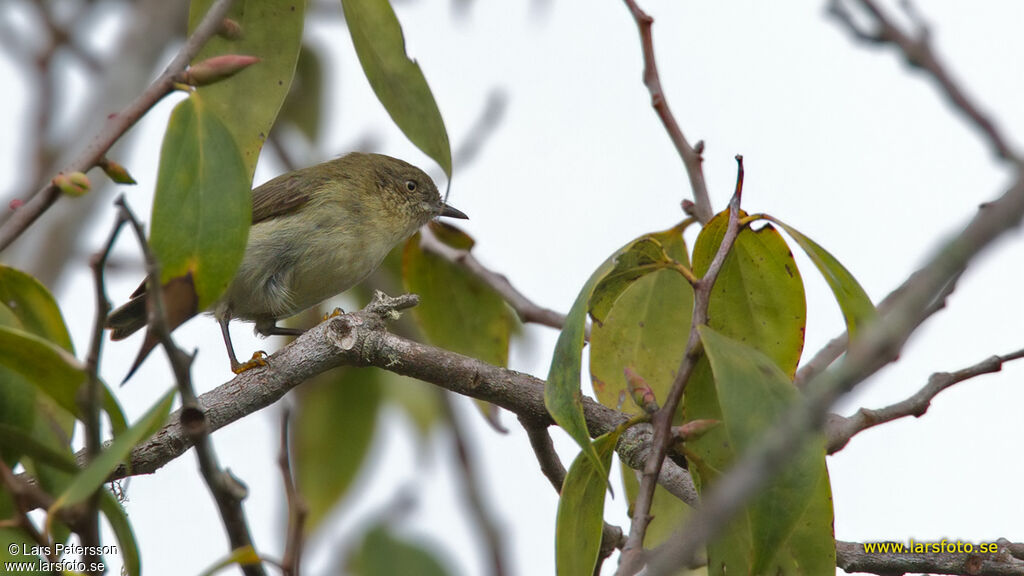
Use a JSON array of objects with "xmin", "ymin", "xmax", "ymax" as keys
[
  {"xmin": 321, "ymin": 307, "xmax": 345, "ymax": 322},
  {"xmin": 232, "ymin": 350, "xmax": 269, "ymax": 374}
]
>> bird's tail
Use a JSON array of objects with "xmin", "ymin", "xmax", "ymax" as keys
[{"xmin": 106, "ymin": 274, "xmax": 199, "ymax": 383}]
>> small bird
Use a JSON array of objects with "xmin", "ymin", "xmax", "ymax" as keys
[{"xmin": 107, "ymin": 152, "xmax": 467, "ymax": 380}]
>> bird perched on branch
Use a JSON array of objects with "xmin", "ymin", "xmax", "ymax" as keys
[{"xmin": 107, "ymin": 152, "xmax": 467, "ymax": 381}]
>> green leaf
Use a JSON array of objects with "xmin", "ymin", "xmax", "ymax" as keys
[
  {"xmin": 0, "ymin": 265, "xmax": 73, "ymax": 351},
  {"xmin": 99, "ymin": 490, "xmax": 141, "ymax": 576},
  {"xmin": 403, "ymin": 225, "xmax": 516, "ymax": 428},
  {"xmin": 294, "ymin": 367, "xmax": 382, "ymax": 532},
  {"xmin": 555, "ymin": 426, "xmax": 624, "ymax": 576},
  {"xmin": 692, "ymin": 210, "xmax": 806, "ymax": 378},
  {"xmin": 620, "ymin": 466, "xmax": 692, "ymax": 556},
  {"xmin": 342, "ymin": 0, "xmax": 452, "ymax": 179},
  {"xmin": 52, "ymin": 388, "xmax": 175, "ymax": 511},
  {"xmin": 758, "ymin": 215, "xmax": 875, "ymax": 339},
  {"xmin": 150, "ymin": 95, "xmax": 250, "ymax": 310},
  {"xmin": 188, "ymin": 0, "xmax": 305, "ymax": 177},
  {"xmin": 590, "ymin": 223, "xmax": 694, "ymax": 419},
  {"xmin": 197, "ymin": 546, "xmax": 262, "ymax": 576},
  {"xmin": 278, "ymin": 43, "xmax": 324, "ymax": 143},
  {"xmin": 547, "ymin": 234, "xmax": 687, "ymax": 480},
  {"xmin": 0, "ymin": 266, "xmax": 126, "ymax": 439},
  {"xmin": 687, "ymin": 326, "xmax": 834, "ymax": 575},
  {"xmin": 403, "ymin": 227, "xmax": 514, "ymax": 368},
  {"xmin": 349, "ymin": 525, "xmax": 454, "ymax": 576},
  {"xmin": 0, "ymin": 423, "xmax": 77, "ymax": 472},
  {"xmin": 0, "ymin": 326, "xmax": 85, "ymax": 418},
  {"xmin": 589, "ymin": 236, "xmax": 684, "ymax": 325}
]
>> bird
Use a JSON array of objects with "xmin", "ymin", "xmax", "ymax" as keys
[{"xmin": 107, "ymin": 152, "xmax": 467, "ymax": 381}]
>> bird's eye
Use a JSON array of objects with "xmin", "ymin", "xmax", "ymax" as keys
[{"xmin": 405, "ymin": 180, "xmax": 417, "ymax": 192}]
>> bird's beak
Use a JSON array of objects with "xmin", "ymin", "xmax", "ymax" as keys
[{"xmin": 440, "ymin": 204, "xmax": 469, "ymax": 219}]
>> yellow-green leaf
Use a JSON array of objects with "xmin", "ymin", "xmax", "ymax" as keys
[
  {"xmin": 349, "ymin": 525, "xmax": 454, "ymax": 576},
  {"xmin": 99, "ymin": 490, "xmax": 141, "ymax": 576},
  {"xmin": 403, "ymin": 225, "xmax": 516, "ymax": 428},
  {"xmin": 342, "ymin": 0, "xmax": 452, "ymax": 179},
  {"xmin": 589, "ymin": 236, "xmax": 683, "ymax": 325},
  {"xmin": 0, "ymin": 265, "xmax": 73, "ymax": 351},
  {"xmin": 547, "ymin": 234, "xmax": 686, "ymax": 481},
  {"xmin": 555, "ymin": 425, "xmax": 624, "ymax": 576},
  {"xmin": 591, "ymin": 223, "xmax": 694, "ymax": 419},
  {"xmin": 278, "ymin": 43, "xmax": 324, "ymax": 143},
  {"xmin": 294, "ymin": 367, "xmax": 382, "ymax": 532},
  {"xmin": 197, "ymin": 546, "xmax": 263, "ymax": 576},
  {"xmin": 688, "ymin": 327, "xmax": 834, "ymax": 574},
  {"xmin": 188, "ymin": 0, "xmax": 305, "ymax": 176},
  {"xmin": 150, "ymin": 95, "xmax": 250, "ymax": 310},
  {"xmin": 52, "ymin": 388, "xmax": 175, "ymax": 511},
  {"xmin": 758, "ymin": 215, "xmax": 875, "ymax": 339},
  {"xmin": 692, "ymin": 210, "xmax": 806, "ymax": 378}
]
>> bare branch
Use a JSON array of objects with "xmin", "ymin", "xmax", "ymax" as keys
[
  {"xmin": 0, "ymin": 0, "xmax": 237, "ymax": 252},
  {"xmin": 116, "ymin": 198, "xmax": 266, "ymax": 576},
  {"xmin": 442, "ymin": 393, "xmax": 508, "ymax": 576},
  {"xmin": 419, "ymin": 225, "xmax": 572, "ymax": 333},
  {"xmin": 278, "ymin": 409, "xmax": 306, "ymax": 576},
  {"xmin": 519, "ymin": 418, "xmax": 627, "ymax": 567},
  {"xmin": 622, "ymin": 0, "xmax": 713, "ymax": 223},
  {"xmin": 829, "ymin": 0, "xmax": 1020, "ymax": 163},
  {"xmin": 617, "ymin": 156, "xmax": 745, "ymax": 575},
  {"xmin": 827, "ymin": 347, "xmax": 1024, "ymax": 453}
]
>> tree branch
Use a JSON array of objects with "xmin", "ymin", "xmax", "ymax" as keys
[
  {"xmin": 441, "ymin": 393, "xmax": 508, "ymax": 576},
  {"xmin": 827, "ymin": 346, "xmax": 1024, "ymax": 453},
  {"xmin": 0, "ymin": 0, "xmax": 237, "ymax": 252},
  {"xmin": 116, "ymin": 197, "xmax": 266, "ymax": 576},
  {"xmin": 644, "ymin": 171, "xmax": 1024, "ymax": 574},
  {"xmin": 618, "ymin": 156, "xmax": 744, "ymax": 575},
  {"xmin": 419, "ymin": 225, "xmax": 571, "ymax": 332},
  {"xmin": 622, "ymin": 0, "xmax": 713, "ymax": 223},
  {"xmin": 829, "ymin": 0, "xmax": 1019, "ymax": 163}
]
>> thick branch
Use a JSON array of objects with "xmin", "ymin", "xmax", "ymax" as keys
[{"xmin": 89, "ymin": 292, "xmax": 696, "ymax": 509}]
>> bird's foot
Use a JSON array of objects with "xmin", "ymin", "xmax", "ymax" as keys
[
  {"xmin": 232, "ymin": 350, "xmax": 269, "ymax": 374},
  {"xmin": 321, "ymin": 307, "xmax": 345, "ymax": 322}
]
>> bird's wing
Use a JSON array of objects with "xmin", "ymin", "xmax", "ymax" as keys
[{"xmin": 251, "ymin": 167, "xmax": 324, "ymax": 224}]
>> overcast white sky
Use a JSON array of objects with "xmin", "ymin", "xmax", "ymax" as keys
[{"xmin": 3, "ymin": 1, "xmax": 1024, "ymax": 575}]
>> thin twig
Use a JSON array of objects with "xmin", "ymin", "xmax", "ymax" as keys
[
  {"xmin": 644, "ymin": 170, "xmax": 1024, "ymax": 574},
  {"xmin": 622, "ymin": 0, "xmax": 713, "ymax": 223},
  {"xmin": 278, "ymin": 409, "xmax": 307, "ymax": 576},
  {"xmin": 829, "ymin": 0, "xmax": 1019, "ymax": 163},
  {"xmin": 0, "ymin": 461, "xmax": 60, "ymax": 564},
  {"xmin": 116, "ymin": 197, "xmax": 267, "ymax": 576},
  {"xmin": 0, "ymin": 0, "xmax": 237, "ymax": 252},
  {"xmin": 419, "ymin": 225, "xmax": 572, "ymax": 333},
  {"xmin": 519, "ymin": 418, "xmax": 627, "ymax": 567},
  {"xmin": 442, "ymin": 394, "xmax": 508, "ymax": 576},
  {"xmin": 827, "ymin": 346, "xmax": 1024, "ymax": 453},
  {"xmin": 78, "ymin": 207, "xmax": 131, "ymax": 574},
  {"xmin": 617, "ymin": 156, "xmax": 745, "ymax": 575},
  {"xmin": 796, "ymin": 268, "xmax": 962, "ymax": 388}
]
